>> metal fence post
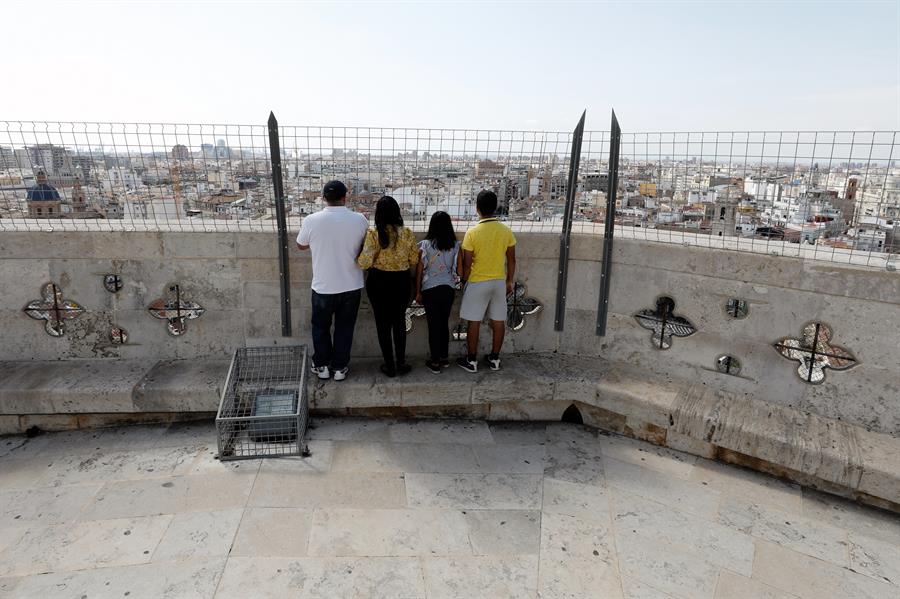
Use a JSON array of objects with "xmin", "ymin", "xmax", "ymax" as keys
[
  {"xmin": 554, "ymin": 110, "xmax": 586, "ymax": 331},
  {"xmin": 267, "ymin": 111, "xmax": 292, "ymax": 337},
  {"xmin": 596, "ymin": 109, "xmax": 621, "ymax": 336}
]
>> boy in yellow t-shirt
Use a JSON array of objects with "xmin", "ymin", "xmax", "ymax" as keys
[{"xmin": 457, "ymin": 190, "xmax": 516, "ymax": 372}]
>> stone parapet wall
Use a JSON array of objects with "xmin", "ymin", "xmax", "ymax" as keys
[{"xmin": 0, "ymin": 230, "xmax": 897, "ymax": 436}]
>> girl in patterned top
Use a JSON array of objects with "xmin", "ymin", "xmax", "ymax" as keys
[
  {"xmin": 414, "ymin": 211, "xmax": 462, "ymax": 374},
  {"xmin": 357, "ymin": 196, "xmax": 419, "ymax": 377}
]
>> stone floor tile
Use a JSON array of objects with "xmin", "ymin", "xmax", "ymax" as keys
[
  {"xmin": 405, "ymin": 473, "xmax": 542, "ymax": 509},
  {"xmin": 249, "ymin": 471, "xmax": 407, "ymax": 509},
  {"xmin": 538, "ymin": 557, "xmax": 624, "ymax": 599},
  {"xmin": 801, "ymin": 489, "xmax": 900, "ymax": 546},
  {"xmin": 214, "ymin": 556, "xmax": 426, "ymax": 598},
  {"xmin": 79, "ymin": 473, "xmax": 255, "ymax": 521},
  {"xmin": 33, "ymin": 445, "xmax": 203, "ymax": 487},
  {"xmin": 596, "ymin": 432, "xmax": 696, "ymax": 480},
  {"xmin": 616, "ymin": 532, "xmax": 721, "ymax": 599},
  {"xmin": 0, "ymin": 435, "xmax": 52, "ymax": 461},
  {"xmin": 388, "ymin": 419, "xmax": 494, "ymax": 444},
  {"xmin": 0, "ymin": 576, "xmax": 19, "ymax": 598},
  {"xmin": 488, "ymin": 422, "xmax": 548, "ymax": 445},
  {"xmin": 544, "ymin": 442, "xmax": 606, "ymax": 486},
  {"xmin": 306, "ymin": 417, "xmax": 395, "ymax": 442},
  {"xmin": 621, "ymin": 577, "xmax": 678, "ymax": 599},
  {"xmin": 153, "ymin": 419, "xmax": 219, "ymax": 448},
  {"xmin": 0, "ymin": 515, "xmax": 172, "ymax": 577},
  {"xmin": 540, "ymin": 511, "xmax": 616, "ymax": 564},
  {"xmin": 690, "ymin": 459, "xmax": 803, "ymax": 513},
  {"xmin": 541, "ymin": 478, "xmax": 611, "ymax": 524},
  {"xmin": 33, "ymin": 426, "xmax": 172, "ymax": 458},
  {"xmin": 713, "ymin": 570, "xmax": 800, "ymax": 599},
  {"xmin": 472, "ymin": 443, "xmax": 547, "ymax": 474},
  {"xmin": 0, "ymin": 484, "xmax": 101, "ymax": 526},
  {"xmin": 330, "ymin": 441, "xmax": 479, "ymax": 473},
  {"xmin": 151, "ymin": 509, "xmax": 243, "ymax": 562},
  {"xmin": 604, "ymin": 456, "xmax": 721, "ymax": 520},
  {"xmin": 230, "ymin": 507, "xmax": 313, "ymax": 557},
  {"xmin": 464, "ymin": 509, "xmax": 541, "ymax": 556},
  {"xmin": 187, "ymin": 443, "xmax": 263, "ymax": 477},
  {"xmin": 0, "ymin": 457, "xmax": 48, "ymax": 489},
  {"xmin": 252, "ymin": 440, "xmax": 333, "ymax": 474},
  {"xmin": 752, "ymin": 540, "xmax": 896, "ymax": 599},
  {"xmin": 545, "ymin": 422, "xmax": 602, "ymax": 447},
  {"xmin": 423, "ymin": 556, "xmax": 538, "ymax": 599},
  {"xmin": 4, "ymin": 558, "xmax": 225, "ymax": 599},
  {"xmin": 848, "ymin": 532, "xmax": 900, "ymax": 586},
  {"xmin": 612, "ymin": 491, "xmax": 755, "ymax": 576},
  {"xmin": 717, "ymin": 496, "xmax": 849, "ymax": 566},
  {"xmin": 308, "ymin": 508, "xmax": 471, "ymax": 557}
]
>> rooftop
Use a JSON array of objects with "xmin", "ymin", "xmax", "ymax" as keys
[{"xmin": 1, "ymin": 418, "xmax": 898, "ymax": 598}]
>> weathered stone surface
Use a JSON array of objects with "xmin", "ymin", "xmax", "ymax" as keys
[{"xmin": 133, "ymin": 358, "xmax": 230, "ymax": 412}]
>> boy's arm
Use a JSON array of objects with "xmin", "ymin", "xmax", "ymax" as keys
[
  {"xmin": 460, "ymin": 249, "xmax": 474, "ymax": 282},
  {"xmin": 505, "ymin": 245, "xmax": 516, "ymax": 295}
]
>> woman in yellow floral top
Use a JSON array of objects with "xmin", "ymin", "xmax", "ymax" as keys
[{"xmin": 357, "ymin": 196, "xmax": 419, "ymax": 376}]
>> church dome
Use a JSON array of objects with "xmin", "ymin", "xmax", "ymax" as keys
[{"xmin": 27, "ymin": 183, "xmax": 61, "ymax": 201}]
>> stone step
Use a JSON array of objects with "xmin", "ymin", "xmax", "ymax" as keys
[{"xmin": 0, "ymin": 353, "xmax": 897, "ymax": 512}]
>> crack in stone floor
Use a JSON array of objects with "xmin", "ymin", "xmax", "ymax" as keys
[{"xmin": 0, "ymin": 418, "xmax": 898, "ymax": 598}]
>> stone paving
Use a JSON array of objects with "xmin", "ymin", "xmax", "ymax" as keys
[{"xmin": 0, "ymin": 418, "xmax": 898, "ymax": 599}]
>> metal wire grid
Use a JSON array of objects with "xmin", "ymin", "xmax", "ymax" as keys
[
  {"xmin": 577, "ymin": 131, "xmax": 899, "ymax": 268},
  {"xmin": 215, "ymin": 345, "xmax": 309, "ymax": 460},
  {"xmin": 1, "ymin": 121, "xmax": 898, "ymax": 268}
]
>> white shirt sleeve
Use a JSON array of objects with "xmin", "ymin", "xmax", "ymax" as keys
[{"xmin": 297, "ymin": 217, "xmax": 312, "ymax": 245}]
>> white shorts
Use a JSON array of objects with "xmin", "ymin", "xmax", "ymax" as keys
[{"xmin": 459, "ymin": 279, "xmax": 507, "ymax": 322}]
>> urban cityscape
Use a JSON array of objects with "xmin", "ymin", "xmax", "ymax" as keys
[{"xmin": 1, "ymin": 128, "xmax": 898, "ymax": 256}]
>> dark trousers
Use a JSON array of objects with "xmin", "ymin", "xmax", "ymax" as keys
[
  {"xmin": 310, "ymin": 288, "xmax": 362, "ymax": 370},
  {"xmin": 365, "ymin": 269, "xmax": 411, "ymax": 368},
  {"xmin": 421, "ymin": 285, "xmax": 456, "ymax": 361}
]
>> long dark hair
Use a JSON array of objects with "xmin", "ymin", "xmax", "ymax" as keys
[
  {"xmin": 374, "ymin": 196, "xmax": 403, "ymax": 249},
  {"xmin": 425, "ymin": 211, "xmax": 457, "ymax": 251}
]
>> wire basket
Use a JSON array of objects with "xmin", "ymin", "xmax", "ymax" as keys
[{"xmin": 215, "ymin": 345, "xmax": 309, "ymax": 460}]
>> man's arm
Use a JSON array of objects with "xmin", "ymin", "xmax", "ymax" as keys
[
  {"xmin": 460, "ymin": 249, "xmax": 474, "ymax": 282},
  {"xmin": 505, "ymin": 245, "xmax": 516, "ymax": 295}
]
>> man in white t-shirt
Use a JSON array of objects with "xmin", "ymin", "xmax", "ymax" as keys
[{"xmin": 296, "ymin": 180, "xmax": 368, "ymax": 381}]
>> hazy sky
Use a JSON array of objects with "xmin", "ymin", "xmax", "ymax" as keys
[{"xmin": 5, "ymin": 1, "xmax": 899, "ymax": 131}]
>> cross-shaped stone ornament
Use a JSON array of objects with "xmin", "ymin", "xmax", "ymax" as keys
[
  {"xmin": 23, "ymin": 282, "xmax": 85, "ymax": 337},
  {"xmin": 634, "ymin": 296, "xmax": 696, "ymax": 350},
  {"xmin": 774, "ymin": 322, "xmax": 857, "ymax": 383},
  {"xmin": 147, "ymin": 284, "xmax": 204, "ymax": 336}
]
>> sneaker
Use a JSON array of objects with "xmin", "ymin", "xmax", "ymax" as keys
[
  {"xmin": 456, "ymin": 355, "xmax": 477, "ymax": 373},
  {"xmin": 486, "ymin": 353, "xmax": 501, "ymax": 371},
  {"xmin": 332, "ymin": 367, "xmax": 349, "ymax": 381},
  {"xmin": 425, "ymin": 360, "xmax": 442, "ymax": 374},
  {"xmin": 439, "ymin": 359, "xmax": 451, "ymax": 369},
  {"xmin": 396, "ymin": 363, "xmax": 412, "ymax": 376},
  {"xmin": 380, "ymin": 364, "xmax": 397, "ymax": 378},
  {"xmin": 311, "ymin": 365, "xmax": 330, "ymax": 380}
]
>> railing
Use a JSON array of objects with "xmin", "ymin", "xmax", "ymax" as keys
[{"xmin": 1, "ymin": 120, "xmax": 898, "ymax": 268}]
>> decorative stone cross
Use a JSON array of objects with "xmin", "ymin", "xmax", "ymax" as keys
[
  {"xmin": 507, "ymin": 282, "xmax": 542, "ymax": 331},
  {"xmin": 634, "ymin": 296, "xmax": 696, "ymax": 350},
  {"xmin": 23, "ymin": 282, "xmax": 85, "ymax": 337},
  {"xmin": 774, "ymin": 322, "xmax": 857, "ymax": 383},
  {"xmin": 147, "ymin": 284, "xmax": 204, "ymax": 336}
]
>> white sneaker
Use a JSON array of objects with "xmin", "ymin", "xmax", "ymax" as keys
[
  {"xmin": 332, "ymin": 367, "xmax": 349, "ymax": 381},
  {"xmin": 311, "ymin": 365, "xmax": 330, "ymax": 380}
]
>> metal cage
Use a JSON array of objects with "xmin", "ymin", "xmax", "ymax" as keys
[{"xmin": 215, "ymin": 345, "xmax": 309, "ymax": 460}]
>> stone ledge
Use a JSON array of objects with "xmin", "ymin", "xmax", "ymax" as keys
[{"xmin": 0, "ymin": 353, "xmax": 898, "ymax": 512}]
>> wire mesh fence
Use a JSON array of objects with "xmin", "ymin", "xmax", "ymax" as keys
[
  {"xmin": 215, "ymin": 345, "xmax": 309, "ymax": 460},
  {"xmin": 1, "ymin": 120, "xmax": 898, "ymax": 267}
]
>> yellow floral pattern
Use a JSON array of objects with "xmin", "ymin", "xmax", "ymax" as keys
[{"xmin": 357, "ymin": 226, "xmax": 420, "ymax": 271}]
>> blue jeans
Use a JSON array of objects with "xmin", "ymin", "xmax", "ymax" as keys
[{"xmin": 310, "ymin": 288, "xmax": 362, "ymax": 370}]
